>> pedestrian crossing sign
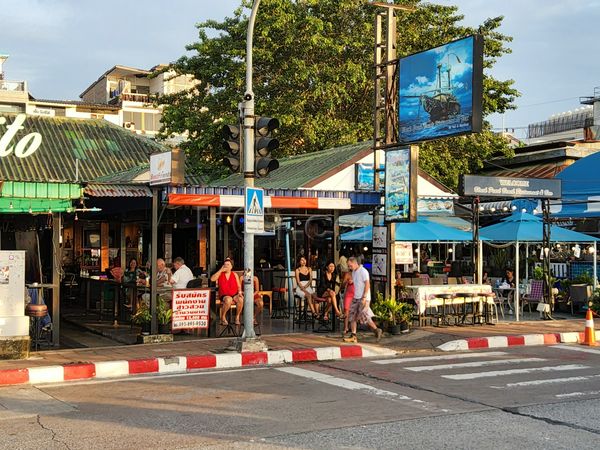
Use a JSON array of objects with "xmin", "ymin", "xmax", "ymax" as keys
[{"xmin": 245, "ymin": 187, "xmax": 264, "ymax": 233}]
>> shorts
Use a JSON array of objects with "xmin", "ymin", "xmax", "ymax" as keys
[
  {"xmin": 220, "ymin": 293, "xmax": 241, "ymax": 304},
  {"xmin": 348, "ymin": 297, "xmax": 374, "ymax": 325}
]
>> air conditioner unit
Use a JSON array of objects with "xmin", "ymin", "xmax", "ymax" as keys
[{"xmin": 124, "ymin": 122, "xmax": 135, "ymax": 130}]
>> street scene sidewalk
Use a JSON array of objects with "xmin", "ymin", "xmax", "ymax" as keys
[{"xmin": 1, "ymin": 317, "xmax": 596, "ymax": 386}]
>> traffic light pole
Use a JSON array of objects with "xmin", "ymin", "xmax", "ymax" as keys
[{"xmin": 237, "ymin": 0, "xmax": 266, "ymax": 351}]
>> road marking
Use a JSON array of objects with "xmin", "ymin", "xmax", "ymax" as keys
[
  {"xmin": 556, "ymin": 389, "xmax": 600, "ymax": 398},
  {"xmin": 490, "ymin": 374, "xmax": 600, "ymax": 389},
  {"xmin": 553, "ymin": 344, "xmax": 600, "ymax": 355},
  {"xmin": 372, "ymin": 351, "xmax": 508, "ymax": 365},
  {"xmin": 443, "ymin": 364, "xmax": 590, "ymax": 380},
  {"xmin": 405, "ymin": 358, "xmax": 545, "ymax": 372},
  {"xmin": 276, "ymin": 367, "xmax": 449, "ymax": 412},
  {"xmin": 34, "ymin": 367, "xmax": 268, "ymax": 388}
]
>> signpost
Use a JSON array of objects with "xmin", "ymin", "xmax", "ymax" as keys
[{"xmin": 245, "ymin": 187, "xmax": 265, "ymax": 234}]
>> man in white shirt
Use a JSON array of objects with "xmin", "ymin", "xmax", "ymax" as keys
[
  {"xmin": 170, "ymin": 257, "xmax": 194, "ymax": 289},
  {"xmin": 343, "ymin": 256, "xmax": 382, "ymax": 343}
]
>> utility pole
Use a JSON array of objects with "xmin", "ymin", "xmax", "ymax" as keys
[{"xmin": 237, "ymin": 0, "xmax": 267, "ymax": 352}]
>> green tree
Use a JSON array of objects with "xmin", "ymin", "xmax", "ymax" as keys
[{"xmin": 158, "ymin": 0, "xmax": 519, "ymax": 185}]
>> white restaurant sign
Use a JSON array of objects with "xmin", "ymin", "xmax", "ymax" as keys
[
  {"xmin": 0, "ymin": 114, "xmax": 42, "ymax": 159},
  {"xmin": 171, "ymin": 288, "xmax": 210, "ymax": 330}
]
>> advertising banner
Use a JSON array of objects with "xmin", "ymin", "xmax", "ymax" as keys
[
  {"xmin": 395, "ymin": 243, "xmax": 414, "ymax": 265},
  {"xmin": 398, "ymin": 35, "xmax": 483, "ymax": 144},
  {"xmin": 384, "ymin": 148, "xmax": 412, "ymax": 222},
  {"xmin": 172, "ymin": 288, "xmax": 210, "ymax": 330},
  {"xmin": 355, "ymin": 163, "xmax": 384, "ymax": 191}
]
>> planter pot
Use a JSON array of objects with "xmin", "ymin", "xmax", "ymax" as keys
[
  {"xmin": 159, "ymin": 323, "xmax": 172, "ymax": 334},
  {"xmin": 400, "ymin": 321, "xmax": 410, "ymax": 334},
  {"xmin": 140, "ymin": 322, "xmax": 151, "ymax": 334},
  {"xmin": 389, "ymin": 324, "xmax": 402, "ymax": 335}
]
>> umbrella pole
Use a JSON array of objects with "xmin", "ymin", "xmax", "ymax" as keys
[
  {"xmin": 525, "ymin": 244, "xmax": 529, "ymax": 282},
  {"xmin": 594, "ymin": 242, "xmax": 598, "ymax": 292},
  {"xmin": 515, "ymin": 241, "xmax": 520, "ymax": 322}
]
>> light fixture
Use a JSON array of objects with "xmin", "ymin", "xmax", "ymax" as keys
[
  {"xmin": 533, "ymin": 209, "xmax": 538, "ymax": 214},
  {"xmin": 478, "ymin": 206, "xmax": 484, "ymax": 212},
  {"xmin": 511, "ymin": 205, "xmax": 517, "ymax": 211},
  {"xmin": 363, "ymin": 246, "xmax": 368, "ymax": 252},
  {"xmin": 74, "ymin": 213, "xmax": 78, "ymax": 221},
  {"xmin": 48, "ymin": 208, "xmax": 52, "ymax": 214},
  {"xmin": 522, "ymin": 208, "xmax": 527, "ymax": 213},
  {"xmin": 490, "ymin": 207, "xmax": 496, "ymax": 213},
  {"xmin": 448, "ymin": 248, "xmax": 453, "ymax": 253},
  {"xmin": 226, "ymin": 215, "xmax": 232, "ymax": 224},
  {"xmin": 28, "ymin": 205, "xmax": 33, "ymax": 214},
  {"xmin": 544, "ymin": 247, "xmax": 550, "ymax": 257},
  {"xmin": 9, "ymin": 201, "xmax": 13, "ymax": 209},
  {"xmin": 502, "ymin": 206, "xmax": 509, "ymax": 212},
  {"xmin": 414, "ymin": 248, "xmax": 420, "ymax": 254}
]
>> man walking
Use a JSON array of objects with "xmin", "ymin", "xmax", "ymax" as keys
[{"xmin": 343, "ymin": 256, "xmax": 382, "ymax": 343}]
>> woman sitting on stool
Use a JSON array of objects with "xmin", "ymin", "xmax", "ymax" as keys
[
  {"xmin": 211, "ymin": 259, "xmax": 243, "ymax": 326},
  {"xmin": 318, "ymin": 261, "xmax": 344, "ymax": 321}
]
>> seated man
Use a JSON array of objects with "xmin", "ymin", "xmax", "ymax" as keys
[
  {"xmin": 156, "ymin": 258, "xmax": 172, "ymax": 287},
  {"xmin": 210, "ymin": 259, "xmax": 243, "ymax": 326}
]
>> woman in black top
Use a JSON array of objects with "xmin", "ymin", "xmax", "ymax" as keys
[{"xmin": 318, "ymin": 261, "xmax": 344, "ymax": 319}]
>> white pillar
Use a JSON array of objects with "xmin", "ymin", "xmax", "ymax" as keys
[
  {"xmin": 525, "ymin": 244, "xmax": 529, "ymax": 281},
  {"xmin": 477, "ymin": 239, "xmax": 483, "ymax": 283}
]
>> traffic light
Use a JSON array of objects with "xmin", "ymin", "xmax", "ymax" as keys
[
  {"xmin": 254, "ymin": 117, "xmax": 279, "ymax": 178},
  {"xmin": 222, "ymin": 124, "xmax": 241, "ymax": 172}
]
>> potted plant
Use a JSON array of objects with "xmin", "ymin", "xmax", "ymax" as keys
[
  {"xmin": 371, "ymin": 293, "xmax": 390, "ymax": 330},
  {"xmin": 132, "ymin": 302, "xmax": 151, "ymax": 334},
  {"xmin": 396, "ymin": 302, "xmax": 415, "ymax": 333},
  {"xmin": 157, "ymin": 297, "xmax": 173, "ymax": 334}
]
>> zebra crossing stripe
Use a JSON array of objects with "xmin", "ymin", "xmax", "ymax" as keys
[
  {"xmin": 556, "ymin": 390, "xmax": 600, "ymax": 398},
  {"xmin": 442, "ymin": 364, "xmax": 589, "ymax": 380},
  {"xmin": 372, "ymin": 351, "xmax": 508, "ymax": 365},
  {"xmin": 490, "ymin": 374, "xmax": 600, "ymax": 389},
  {"xmin": 554, "ymin": 344, "xmax": 600, "ymax": 355},
  {"xmin": 405, "ymin": 358, "xmax": 545, "ymax": 372}
]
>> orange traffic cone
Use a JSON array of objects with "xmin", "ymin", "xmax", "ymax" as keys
[{"xmin": 581, "ymin": 309, "xmax": 598, "ymax": 346}]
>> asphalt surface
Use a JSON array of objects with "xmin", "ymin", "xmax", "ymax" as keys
[{"xmin": 1, "ymin": 344, "xmax": 600, "ymax": 449}]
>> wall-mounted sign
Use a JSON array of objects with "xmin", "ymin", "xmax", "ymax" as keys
[
  {"xmin": 372, "ymin": 226, "xmax": 387, "ymax": 248},
  {"xmin": 459, "ymin": 175, "xmax": 562, "ymax": 199},
  {"xmin": 149, "ymin": 149, "xmax": 185, "ymax": 185},
  {"xmin": 395, "ymin": 243, "xmax": 414, "ymax": 265},
  {"xmin": 30, "ymin": 107, "xmax": 56, "ymax": 117},
  {"xmin": 0, "ymin": 250, "xmax": 29, "ymax": 337},
  {"xmin": 384, "ymin": 148, "xmax": 417, "ymax": 222},
  {"xmin": 398, "ymin": 35, "xmax": 483, "ymax": 144},
  {"xmin": 372, "ymin": 253, "xmax": 387, "ymax": 278},
  {"xmin": 172, "ymin": 288, "xmax": 210, "ymax": 330},
  {"xmin": 355, "ymin": 163, "xmax": 384, "ymax": 191},
  {"xmin": 0, "ymin": 114, "xmax": 42, "ymax": 159}
]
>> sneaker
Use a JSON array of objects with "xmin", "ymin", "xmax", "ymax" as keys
[
  {"xmin": 343, "ymin": 334, "xmax": 358, "ymax": 343},
  {"xmin": 374, "ymin": 328, "xmax": 383, "ymax": 342}
]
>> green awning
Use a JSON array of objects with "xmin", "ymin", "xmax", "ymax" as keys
[{"xmin": 0, "ymin": 181, "xmax": 83, "ymax": 213}]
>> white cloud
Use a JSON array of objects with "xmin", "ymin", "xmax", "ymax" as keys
[{"xmin": 415, "ymin": 76, "xmax": 429, "ymax": 84}]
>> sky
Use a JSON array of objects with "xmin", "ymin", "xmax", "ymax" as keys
[{"xmin": 1, "ymin": 0, "xmax": 599, "ymax": 139}]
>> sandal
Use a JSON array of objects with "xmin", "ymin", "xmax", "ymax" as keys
[
  {"xmin": 234, "ymin": 319, "xmax": 241, "ymax": 325},
  {"xmin": 219, "ymin": 319, "xmax": 228, "ymax": 326}
]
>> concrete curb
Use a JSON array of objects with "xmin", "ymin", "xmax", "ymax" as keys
[
  {"xmin": 0, "ymin": 344, "xmax": 396, "ymax": 387},
  {"xmin": 437, "ymin": 330, "xmax": 600, "ymax": 352}
]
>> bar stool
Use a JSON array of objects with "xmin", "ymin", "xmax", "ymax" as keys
[
  {"xmin": 25, "ymin": 303, "xmax": 50, "ymax": 351},
  {"xmin": 457, "ymin": 292, "xmax": 478, "ymax": 325},
  {"xmin": 433, "ymin": 293, "xmax": 455, "ymax": 327},
  {"xmin": 271, "ymin": 279, "xmax": 289, "ymax": 319},
  {"xmin": 480, "ymin": 292, "xmax": 498, "ymax": 324}
]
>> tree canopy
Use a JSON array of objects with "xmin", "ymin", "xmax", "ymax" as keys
[{"xmin": 158, "ymin": 0, "xmax": 519, "ymax": 188}]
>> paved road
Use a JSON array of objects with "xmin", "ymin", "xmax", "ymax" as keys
[{"xmin": 1, "ymin": 345, "xmax": 600, "ymax": 449}]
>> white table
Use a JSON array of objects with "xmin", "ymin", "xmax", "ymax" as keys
[{"xmin": 406, "ymin": 284, "xmax": 493, "ymax": 315}]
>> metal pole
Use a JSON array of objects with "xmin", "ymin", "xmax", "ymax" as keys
[
  {"xmin": 594, "ymin": 241, "xmax": 598, "ymax": 292},
  {"xmin": 52, "ymin": 212, "xmax": 61, "ymax": 346},
  {"xmin": 515, "ymin": 241, "xmax": 520, "ymax": 322},
  {"xmin": 150, "ymin": 187, "xmax": 158, "ymax": 335},
  {"xmin": 240, "ymin": 0, "xmax": 261, "ymax": 344},
  {"xmin": 285, "ymin": 222, "xmax": 294, "ymax": 311}
]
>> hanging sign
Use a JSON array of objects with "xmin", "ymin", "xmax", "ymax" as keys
[
  {"xmin": 395, "ymin": 243, "xmax": 414, "ymax": 265},
  {"xmin": 459, "ymin": 175, "xmax": 562, "ymax": 199}
]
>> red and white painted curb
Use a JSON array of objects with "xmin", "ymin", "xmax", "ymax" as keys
[
  {"xmin": 437, "ymin": 330, "xmax": 600, "ymax": 352},
  {"xmin": 0, "ymin": 344, "xmax": 395, "ymax": 387}
]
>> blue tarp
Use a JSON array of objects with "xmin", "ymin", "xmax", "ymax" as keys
[
  {"xmin": 340, "ymin": 217, "xmax": 475, "ymax": 242},
  {"xmin": 551, "ymin": 152, "xmax": 600, "ymax": 218},
  {"xmin": 480, "ymin": 212, "xmax": 598, "ymax": 242}
]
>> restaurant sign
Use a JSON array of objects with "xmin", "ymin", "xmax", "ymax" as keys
[
  {"xmin": 0, "ymin": 114, "xmax": 42, "ymax": 159},
  {"xmin": 459, "ymin": 175, "xmax": 562, "ymax": 199},
  {"xmin": 150, "ymin": 149, "xmax": 186, "ymax": 186},
  {"xmin": 172, "ymin": 288, "xmax": 210, "ymax": 330}
]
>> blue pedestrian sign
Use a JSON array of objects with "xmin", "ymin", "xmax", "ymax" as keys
[{"xmin": 245, "ymin": 187, "xmax": 264, "ymax": 233}]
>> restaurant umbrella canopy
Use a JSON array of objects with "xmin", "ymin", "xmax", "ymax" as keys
[
  {"xmin": 480, "ymin": 211, "xmax": 599, "ymax": 321},
  {"xmin": 340, "ymin": 217, "xmax": 475, "ymax": 242}
]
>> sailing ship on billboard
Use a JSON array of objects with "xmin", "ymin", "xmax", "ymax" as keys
[{"xmin": 398, "ymin": 35, "xmax": 483, "ymax": 144}]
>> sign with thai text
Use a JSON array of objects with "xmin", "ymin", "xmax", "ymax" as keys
[
  {"xmin": 460, "ymin": 175, "xmax": 562, "ymax": 199},
  {"xmin": 172, "ymin": 288, "xmax": 210, "ymax": 330},
  {"xmin": 0, "ymin": 114, "xmax": 42, "ymax": 159}
]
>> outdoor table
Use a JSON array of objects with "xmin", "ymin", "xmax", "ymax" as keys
[{"xmin": 406, "ymin": 284, "xmax": 493, "ymax": 323}]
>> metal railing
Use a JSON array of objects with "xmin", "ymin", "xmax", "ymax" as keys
[
  {"xmin": 528, "ymin": 110, "xmax": 593, "ymax": 139},
  {"xmin": 0, "ymin": 80, "xmax": 26, "ymax": 92}
]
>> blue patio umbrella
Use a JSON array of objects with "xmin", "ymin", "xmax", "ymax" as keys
[
  {"xmin": 480, "ymin": 212, "xmax": 598, "ymax": 243},
  {"xmin": 480, "ymin": 212, "xmax": 598, "ymax": 321},
  {"xmin": 341, "ymin": 217, "xmax": 474, "ymax": 242}
]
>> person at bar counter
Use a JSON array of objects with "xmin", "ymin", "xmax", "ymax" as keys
[
  {"xmin": 123, "ymin": 258, "xmax": 145, "ymax": 284},
  {"xmin": 317, "ymin": 261, "xmax": 344, "ymax": 320},
  {"xmin": 156, "ymin": 258, "xmax": 172, "ymax": 287},
  {"xmin": 170, "ymin": 257, "xmax": 194, "ymax": 289},
  {"xmin": 211, "ymin": 258, "xmax": 243, "ymax": 326}
]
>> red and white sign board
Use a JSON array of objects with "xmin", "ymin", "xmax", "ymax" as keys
[{"xmin": 172, "ymin": 288, "xmax": 210, "ymax": 330}]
